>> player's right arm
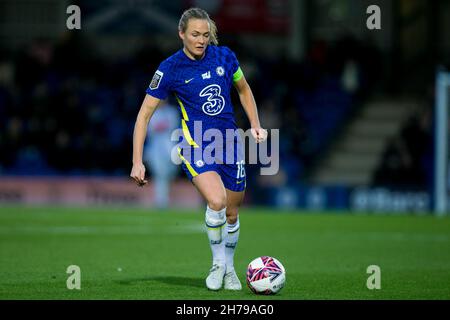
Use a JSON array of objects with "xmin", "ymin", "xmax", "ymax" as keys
[{"xmin": 130, "ymin": 94, "xmax": 161, "ymax": 186}]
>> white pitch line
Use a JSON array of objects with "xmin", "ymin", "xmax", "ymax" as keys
[{"xmin": 0, "ymin": 223, "xmax": 205, "ymax": 236}]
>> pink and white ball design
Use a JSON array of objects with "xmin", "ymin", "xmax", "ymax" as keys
[{"xmin": 246, "ymin": 256, "xmax": 286, "ymax": 295}]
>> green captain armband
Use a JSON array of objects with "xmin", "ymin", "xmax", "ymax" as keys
[{"xmin": 233, "ymin": 67, "xmax": 244, "ymax": 82}]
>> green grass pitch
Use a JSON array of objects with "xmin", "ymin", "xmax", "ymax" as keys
[{"xmin": 0, "ymin": 205, "xmax": 449, "ymax": 300}]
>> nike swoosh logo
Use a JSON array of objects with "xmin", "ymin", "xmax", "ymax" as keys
[
  {"xmin": 184, "ymin": 78, "xmax": 194, "ymax": 84},
  {"xmin": 236, "ymin": 180, "xmax": 244, "ymax": 184}
]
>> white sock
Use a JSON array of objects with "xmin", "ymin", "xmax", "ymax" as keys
[
  {"xmin": 205, "ymin": 206, "xmax": 227, "ymax": 266},
  {"xmin": 225, "ymin": 218, "xmax": 240, "ymax": 273}
]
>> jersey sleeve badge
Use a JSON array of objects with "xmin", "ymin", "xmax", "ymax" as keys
[{"xmin": 149, "ymin": 70, "xmax": 164, "ymax": 90}]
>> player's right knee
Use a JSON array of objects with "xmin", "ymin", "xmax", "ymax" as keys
[{"xmin": 207, "ymin": 196, "xmax": 227, "ymax": 212}]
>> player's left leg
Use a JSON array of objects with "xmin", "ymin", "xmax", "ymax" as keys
[
  {"xmin": 223, "ymin": 188, "xmax": 245, "ymax": 290},
  {"xmin": 191, "ymin": 171, "xmax": 228, "ymax": 290}
]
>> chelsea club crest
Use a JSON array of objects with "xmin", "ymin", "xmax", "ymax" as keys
[{"xmin": 216, "ymin": 66, "xmax": 224, "ymax": 76}]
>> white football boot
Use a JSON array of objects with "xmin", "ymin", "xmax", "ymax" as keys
[
  {"xmin": 206, "ymin": 264, "xmax": 226, "ymax": 290},
  {"xmin": 223, "ymin": 269, "xmax": 242, "ymax": 290}
]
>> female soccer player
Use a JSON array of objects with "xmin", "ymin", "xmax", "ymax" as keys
[{"xmin": 130, "ymin": 7, "xmax": 267, "ymax": 291}]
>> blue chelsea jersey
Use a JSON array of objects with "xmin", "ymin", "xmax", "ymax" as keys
[{"xmin": 146, "ymin": 45, "xmax": 243, "ymax": 136}]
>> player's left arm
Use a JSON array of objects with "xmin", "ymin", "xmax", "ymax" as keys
[{"xmin": 233, "ymin": 73, "xmax": 268, "ymax": 143}]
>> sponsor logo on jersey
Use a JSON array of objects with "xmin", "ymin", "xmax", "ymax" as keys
[
  {"xmin": 184, "ymin": 78, "xmax": 194, "ymax": 84},
  {"xmin": 200, "ymin": 84, "xmax": 225, "ymax": 116},
  {"xmin": 216, "ymin": 66, "xmax": 225, "ymax": 76},
  {"xmin": 202, "ymin": 71, "xmax": 211, "ymax": 79},
  {"xmin": 149, "ymin": 70, "xmax": 163, "ymax": 90}
]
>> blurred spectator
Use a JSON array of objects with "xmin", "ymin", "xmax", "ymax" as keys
[
  {"xmin": 258, "ymin": 98, "xmax": 281, "ymax": 130},
  {"xmin": 372, "ymin": 106, "xmax": 433, "ymax": 190},
  {"xmin": 144, "ymin": 99, "xmax": 180, "ymax": 209},
  {"xmin": 372, "ymin": 135, "xmax": 415, "ymax": 188}
]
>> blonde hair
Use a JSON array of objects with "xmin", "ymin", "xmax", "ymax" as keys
[{"xmin": 178, "ymin": 7, "xmax": 218, "ymax": 45}]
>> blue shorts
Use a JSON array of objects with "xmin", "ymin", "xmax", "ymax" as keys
[{"xmin": 177, "ymin": 140, "xmax": 246, "ymax": 192}]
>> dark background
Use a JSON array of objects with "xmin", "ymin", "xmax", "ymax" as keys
[{"xmin": 0, "ymin": 0, "xmax": 449, "ymax": 210}]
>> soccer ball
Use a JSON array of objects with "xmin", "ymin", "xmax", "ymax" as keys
[{"xmin": 246, "ymin": 256, "xmax": 286, "ymax": 295}]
